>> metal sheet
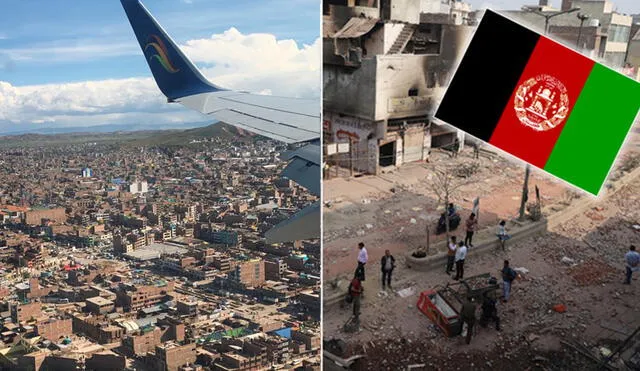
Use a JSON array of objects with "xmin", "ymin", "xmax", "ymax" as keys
[
  {"xmin": 326, "ymin": 143, "xmax": 337, "ymax": 155},
  {"xmin": 337, "ymin": 142, "xmax": 350, "ymax": 153},
  {"xmin": 265, "ymin": 202, "xmax": 320, "ymax": 243},
  {"xmin": 333, "ymin": 17, "xmax": 379, "ymax": 39},
  {"xmin": 178, "ymin": 91, "xmax": 319, "ymax": 144},
  {"xmin": 281, "ymin": 158, "xmax": 320, "ymax": 196}
]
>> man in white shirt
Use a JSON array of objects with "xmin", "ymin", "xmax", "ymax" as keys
[
  {"xmin": 454, "ymin": 241, "xmax": 468, "ymax": 281},
  {"xmin": 357, "ymin": 242, "xmax": 368, "ymax": 281},
  {"xmin": 446, "ymin": 236, "xmax": 457, "ymax": 274}
]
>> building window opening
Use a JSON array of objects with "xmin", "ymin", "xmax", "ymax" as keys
[
  {"xmin": 379, "ymin": 142, "xmax": 395, "ymax": 167},
  {"xmin": 408, "ymin": 88, "xmax": 418, "ymax": 96}
]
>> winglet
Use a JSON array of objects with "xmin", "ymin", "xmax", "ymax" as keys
[{"xmin": 120, "ymin": 0, "xmax": 224, "ymax": 100}]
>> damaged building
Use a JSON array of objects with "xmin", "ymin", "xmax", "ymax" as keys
[{"xmin": 323, "ymin": 0, "xmax": 474, "ymax": 175}]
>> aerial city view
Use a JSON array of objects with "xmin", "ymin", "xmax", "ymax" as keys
[{"xmin": 0, "ymin": 0, "xmax": 320, "ymax": 370}]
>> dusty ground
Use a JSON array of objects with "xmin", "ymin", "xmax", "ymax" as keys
[
  {"xmin": 323, "ymin": 150, "xmax": 569, "ymax": 279},
  {"xmin": 324, "ymin": 125, "xmax": 640, "ymax": 280},
  {"xmin": 323, "ymin": 126, "xmax": 640, "ymax": 370}
]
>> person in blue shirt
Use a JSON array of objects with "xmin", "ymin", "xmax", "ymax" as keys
[
  {"xmin": 447, "ymin": 203, "xmax": 456, "ymax": 218},
  {"xmin": 624, "ymin": 245, "xmax": 640, "ymax": 285},
  {"xmin": 501, "ymin": 260, "xmax": 517, "ymax": 303}
]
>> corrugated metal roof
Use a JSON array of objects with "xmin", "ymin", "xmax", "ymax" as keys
[{"xmin": 333, "ymin": 17, "xmax": 379, "ymax": 39}]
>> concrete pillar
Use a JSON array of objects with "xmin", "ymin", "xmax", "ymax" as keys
[
  {"xmin": 422, "ymin": 125, "xmax": 431, "ymax": 161},
  {"xmin": 395, "ymin": 137, "xmax": 403, "ymax": 166},
  {"xmin": 368, "ymin": 139, "xmax": 379, "ymax": 174}
]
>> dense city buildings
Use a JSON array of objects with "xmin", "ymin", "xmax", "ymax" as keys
[{"xmin": 0, "ymin": 130, "xmax": 320, "ymax": 370}]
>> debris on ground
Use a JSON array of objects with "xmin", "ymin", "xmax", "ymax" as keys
[
  {"xmin": 561, "ymin": 256, "xmax": 575, "ymax": 265},
  {"xmin": 396, "ymin": 287, "xmax": 416, "ymax": 298},
  {"xmin": 552, "ymin": 304, "xmax": 567, "ymax": 313}
]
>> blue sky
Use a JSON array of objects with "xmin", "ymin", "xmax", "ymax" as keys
[{"xmin": 0, "ymin": 0, "xmax": 320, "ymax": 133}]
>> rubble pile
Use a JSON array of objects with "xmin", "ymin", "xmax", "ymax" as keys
[
  {"xmin": 568, "ymin": 259, "xmax": 617, "ymax": 286},
  {"xmin": 343, "ymin": 337, "xmax": 598, "ymax": 371}
]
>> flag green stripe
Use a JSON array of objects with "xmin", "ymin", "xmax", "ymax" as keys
[{"xmin": 544, "ymin": 63, "xmax": 640, "ymax": 195}]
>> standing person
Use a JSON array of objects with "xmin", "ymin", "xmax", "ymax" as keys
[
  {"xmin": 446, "ymin": 236, "xmax": 457, "ymax": 274},
  {"xmin": 473, "ymin": 142, "xmax": 480, "ymax": 159},
  {"xmin": 447, "ymin": 203, "xmax": 456, "ymax": 218},
  {"xmin": 380, "ymin": 250, "xmax": 395, "ymax": 290},
  {"xmin": 349, "ymin": 272, "xmax": 363, "ymax": 320},
  {"xmin": 624, "ymin": 245, "xmax": 640, "ymax": 284},
  {"xmin": 496, "ymin": 220, "xmax": 511, "ymax": 250},
  {"xmin": 454, "ymin": 241, "xmax": 467, "ymax": 281},
  {"xmin": 452, "ymin": 137, "xmax": 460, "ymax": 158},
  {"xmin": 479, "ymin": 292, "xmax": 501, "ymax": 331},
  {"xmin": 465, "ymin": 213, "xmax": 478, "ymax": 247},
  {"xmin": 501, "ymin": 260, "xmax": 517, "ymax": 303},
  {"xmin": 460, "ymin": 296, "xmax": 476, "ymax": 345},
  {"xmin": 357, "ymin": 242, "xmax": 368, "ymax": 281}
]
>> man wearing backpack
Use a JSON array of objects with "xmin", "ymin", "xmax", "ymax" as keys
[{"xmin": 501, "ymin": 260, "xmax": 517, "ymax": 303}]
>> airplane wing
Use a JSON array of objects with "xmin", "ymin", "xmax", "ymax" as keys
[
  {"xmin": 266, "ymin": 144, "xmax": 320, "ymax": 243},
  {"xmin": 121, "ymin": 0, "xmax": 320, "ymax": 243}
]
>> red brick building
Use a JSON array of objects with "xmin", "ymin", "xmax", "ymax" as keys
[{"xmin": 35, "ymin": 318, "xmax": 73, "ymax": 341}]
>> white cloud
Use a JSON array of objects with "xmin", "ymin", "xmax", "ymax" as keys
[
  {"xmin": 0, "ymin": 29, "xmax": 320, "ymax": 131},
  {"xmin": 1, "ymin": 41, "xmax": 138, "ymax": 62}
]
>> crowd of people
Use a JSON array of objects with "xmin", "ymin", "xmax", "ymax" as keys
[{"xmin": 343, "ymin": 211, "xmax": 637, "ymax": 344}]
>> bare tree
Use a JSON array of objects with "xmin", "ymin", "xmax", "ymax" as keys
[
  {"xmin": 518, "ymin": 164, "xmax": 530, "ymax": 221},
  {"xmin": 430, "ymin": 166, "xmax": 472, "ymax": 253}
]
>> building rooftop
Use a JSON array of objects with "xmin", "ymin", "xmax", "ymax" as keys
[{"xmin": 86, "ymin": 296, "xmax": 113, "ymax": 306}]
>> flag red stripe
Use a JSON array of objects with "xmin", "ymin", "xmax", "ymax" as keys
[{"xmin": 488, "ymin": 37, "xmax": 595, "ymax": 168}]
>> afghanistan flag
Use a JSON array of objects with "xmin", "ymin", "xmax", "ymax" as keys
[{"xmin": 435, "ymin": 9, "xmax": 640, "ymax": 195}]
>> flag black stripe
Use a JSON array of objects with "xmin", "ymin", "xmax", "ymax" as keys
[{"xmin": 435, "ymin": 10, "xmax": 540, "ymax": 141}]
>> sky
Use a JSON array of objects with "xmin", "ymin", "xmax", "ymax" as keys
[
  {"xmin": 470, "ymin": 0, "xmax": 640, "ymax": 14},
  {"xmin": 0, "ymin": 0, "xmax": 320, "ymax": 134}
]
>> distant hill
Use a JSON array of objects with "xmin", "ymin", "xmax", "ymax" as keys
[
  {"xmin": 0, "ymin": 122, "xmax": 264, "ymax": 149},
  {"xmin": 0, "ymin": 121, "xmax": 214, "ymax": 136},
  {"xmin": 0, "ymin": 131, "xmax": 163, "ymax": 148},
  {"xmin": 132, "ymin": 122, "xmax": 261, "ymax": 146}
]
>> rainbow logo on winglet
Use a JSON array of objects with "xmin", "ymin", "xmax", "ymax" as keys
[{"xmin": 144, "ymin": 34, "xmax": 180, "ymax": 73}]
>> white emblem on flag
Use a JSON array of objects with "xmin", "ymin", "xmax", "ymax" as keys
[{"xmin": 514, "ymin": 74, "xmax": 569, "ymax": 132}]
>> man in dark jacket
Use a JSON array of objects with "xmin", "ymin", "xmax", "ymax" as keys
[
  {"xmin": 460, "ymin": 296, "xmax": 476, "ymax": 345},
  {"xmin": 380, "ymin": 249, "xmax": 395, "ymax": 290},
  {"xmin": 349, "ymin": 272, "xmax": 363, "ymax": 320},
  {"xmin": 479, "ymin": 292, "xmax": 501, "ymax": 331}
]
